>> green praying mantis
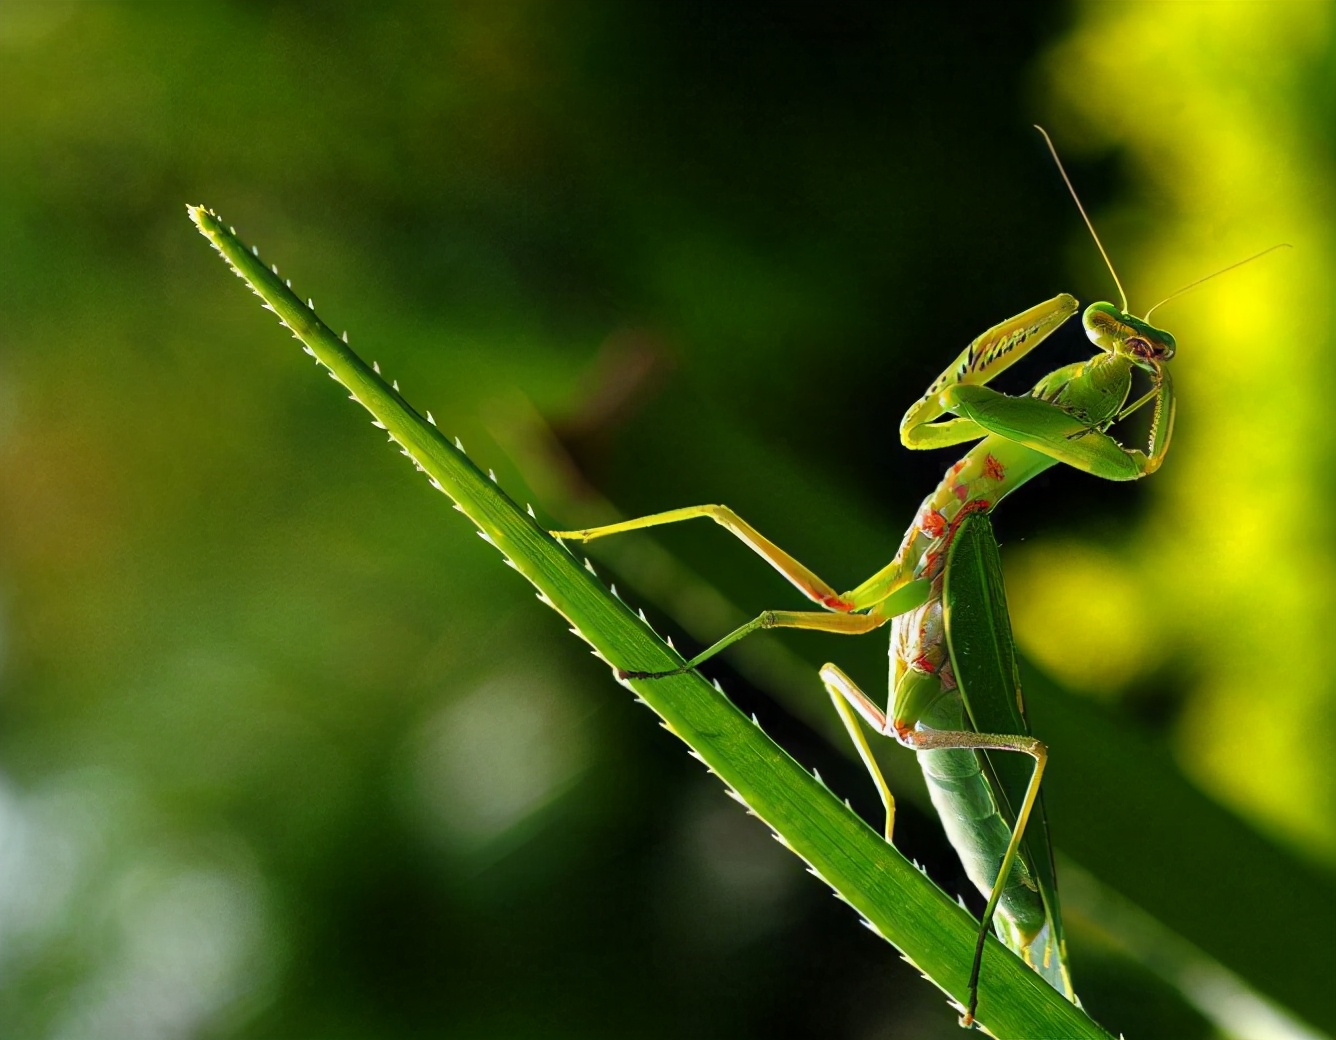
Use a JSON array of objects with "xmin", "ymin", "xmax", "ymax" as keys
[
  {"xmin": 188, "ymin": 125, "xmax": 1283, "ymax": 1032},
  {"xmin": 549, "ymin": 128, "xmax": 1285, "ymax": 1026}
]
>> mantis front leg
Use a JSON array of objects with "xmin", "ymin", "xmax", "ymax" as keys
[
  {"xmin": 943, "ymin": 363, "xmax": 1175, "ymax": 480},
  {"xmin": 900, "ymin": 294, "xmax": 1080, "ymax": 451}
]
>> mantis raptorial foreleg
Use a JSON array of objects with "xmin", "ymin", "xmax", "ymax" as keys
[
  {"xmin": 943, "ymin": 366, "xmax": 1175, "ymax": 479},
  {"xmin": 900, "ymin": 294, "xmax": 1079, "ymax": 450}
]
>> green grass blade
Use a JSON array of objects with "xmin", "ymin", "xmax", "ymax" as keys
[{"xmin": 188, "ymin": 205, "xmax": 1111, "ymax": 1039}]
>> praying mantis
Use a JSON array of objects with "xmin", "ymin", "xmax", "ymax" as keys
[
  {"xmin": 550, "ymin": 128, "xmax": 1284, "ymax": 1026},
  {"xmin": 187, "ymin": 124, "xmax": 1283, "ymax": 1032}
]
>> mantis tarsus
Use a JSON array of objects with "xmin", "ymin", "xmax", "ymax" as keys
[{"xmin": 550, "ymin": 128, "xmax": 1284, "ymax": 1026}]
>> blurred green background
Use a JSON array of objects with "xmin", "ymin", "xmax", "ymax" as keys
[{"xmin": 1, "ymin": 2, "xmax": 1333, "ymax": 1038}]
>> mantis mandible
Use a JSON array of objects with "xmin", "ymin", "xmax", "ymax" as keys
[{"xmin": 551, "ymin": 127, "xmax": 1282, "ymax": 1026}]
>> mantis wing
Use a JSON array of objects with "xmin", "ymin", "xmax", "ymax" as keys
[{"xmin": 944, "ymin": 512, "xmax": 1070, "ymax": 990}]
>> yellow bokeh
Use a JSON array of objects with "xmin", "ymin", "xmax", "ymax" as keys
[
  {"xmin": 1006, "ymin": 541, "xmax": 1160, "ymax": 698},
  {"xmin": 1028, "ymin": 0, "xmax": 1336, "ymax": 859}
]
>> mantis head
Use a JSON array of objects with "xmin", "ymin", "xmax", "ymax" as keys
[{"xmin": 1082, "ymin": 303, "xmax": 1176, "ymax": 362}]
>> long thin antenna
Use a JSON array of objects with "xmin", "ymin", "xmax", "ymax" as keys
[
  {"xmin": 1142, "ymin": 243, "xmax": 1292, "ymax": 321},
  {"xmin": 1035, "ymin": 125, "xmax": 1128, "ymax": 313}
]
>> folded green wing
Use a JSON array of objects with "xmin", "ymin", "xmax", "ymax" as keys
[{"xmin": 943, "ymin": 512, "xmax": 1068, "ymax": 976}]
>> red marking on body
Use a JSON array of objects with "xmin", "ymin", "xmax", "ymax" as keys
[
  {"xmin": 984, "ymin": 454, "xmax": 1006, "ymax": 481},
  {"xmin": 950, "ymin": 460, "xmax": 967, "ymax": 475},
  {"xmin": 920, "ymin": 509, "xmax": 947, "ymax": 538},
  {"xmin": 953, "ymin": 483, "xmax": 970, "ymax": 502},
  {"xmin": 821, "ymin": 594, "xmax": 855, "ymax": 611},
  {"xmin": 913, "ymin": 654, "xmax": 937, "ymax": 674},
  {"xmin": 940, "ymin": 500, "xmax": 991, "ymax": 551},
  {"xmin": 919, "ymin": 499, "xmax": 993, "ymax": 577}
]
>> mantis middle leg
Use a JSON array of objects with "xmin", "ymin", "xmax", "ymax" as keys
[
  {"xmin": 553, "ymin": 504, "xmax": 905, "ymax": 612},
  {"xmin": 554, "ymin": 506, "xmax": 931, "ymax": 677}
]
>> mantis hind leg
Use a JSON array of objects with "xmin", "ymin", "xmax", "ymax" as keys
[
  {"xmin": 819, "ymin": 663, "xmax": 895, "ymax": 841},
  {"xmin": 896, "ymin": 726, "xmax": 1047, "ymax": 1027}
]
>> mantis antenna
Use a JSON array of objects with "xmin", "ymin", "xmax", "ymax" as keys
[
  {"xmin": 1034, "ymin": 125, "xmax": 1129, "ymax": 313},
  {"xmin": 1142, "ymin": 243, "xmax": 1292, "ymax": 321}
]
